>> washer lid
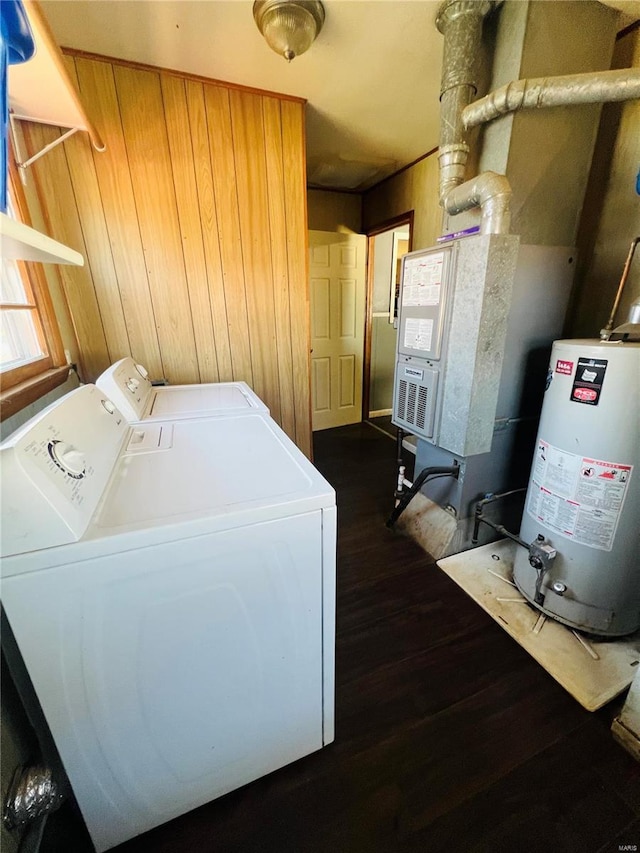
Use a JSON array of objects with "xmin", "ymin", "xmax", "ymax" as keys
[
  {"xmin": 96, "ymin": 413, "xmax": 332, "ymax": 532},
  {"xmin": 147, "ymin": 382, "xmax": 267, "ymax": 419}
]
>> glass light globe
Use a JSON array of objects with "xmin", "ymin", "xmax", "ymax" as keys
[{"xmin": 254, "ymin": 1, "xmax": 325, "ymax": 62}]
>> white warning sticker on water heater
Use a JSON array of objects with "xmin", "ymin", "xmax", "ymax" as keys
[{"xmin": 526, "ymin": 439, "xmax": 632, "ymax": 551}]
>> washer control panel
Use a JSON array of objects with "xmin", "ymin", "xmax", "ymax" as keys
[
  {"xmin": 1, "ymin": 385, "xmax": 129, "ymax": 556},
  {"xmin": 96, "ymin": 357, "xmax": 153, "ymax": 422},
  {"xmin": 48, "ymin": 440, "xmax": 87, "ymax": 478}
]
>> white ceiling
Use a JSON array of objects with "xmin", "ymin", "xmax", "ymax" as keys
[
  {"xmin": 38, "ymin": 0, "xmax": 446, "ymax": 190},
  {"xmin": 40, "ymin": 0, "xmax": 638, "ymax": 192}
]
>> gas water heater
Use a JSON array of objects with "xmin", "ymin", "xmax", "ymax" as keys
[{"xmin": 513, "ymin": 340, "xmax": 640, "ymax": 637}]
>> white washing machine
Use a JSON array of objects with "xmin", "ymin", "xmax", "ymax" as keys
[
  {"xmin": 96, "ymin": 357, "xmax": 269, "ymax": 423},
  {"xmin": 1, "ymin": 385, "xmax": 336, "ymax": 852}
]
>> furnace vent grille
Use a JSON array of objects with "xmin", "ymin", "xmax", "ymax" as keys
[
  {"xmin": 397, "ymin": 380, "xmax": 428, "ymax": 430},
  {"xmin": 392, "ymin": 363, "xmax": 439, "ymax": 440}
]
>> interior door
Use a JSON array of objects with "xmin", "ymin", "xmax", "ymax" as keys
[{"xmin": 309, "ymin": 231, "xmax": 366, "ymax": 431}]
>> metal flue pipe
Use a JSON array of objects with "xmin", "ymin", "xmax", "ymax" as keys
[
  {"xmin": 436, "ymin": 0, "xmax": 493, "ymax": 200},
  {"xmin": 463, "ymin": 68, "xmax": 640, "ymax": 129},
  {"xmin": 436, "ymin": 0, "xmax": 510, "ymax": 234},
  {"xmin": 435, "ymin": 2, "xmax": 640, "ymax": 236}
]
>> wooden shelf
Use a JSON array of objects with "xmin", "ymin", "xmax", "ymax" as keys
[
  {"xmin": 7, "ymin": 1, "xmax": 104, "ymax": 152},
  {"xmin": 1, "ymin": 212, "xmax": 84, "ymax": 265}
]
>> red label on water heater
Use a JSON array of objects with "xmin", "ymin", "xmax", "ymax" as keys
[
  {"xmin": 555, "ymin": 359, "xmax": 573, "ymax": 375},
  {"xmin": 570, "ymin": 357, "xmax": 608, "ymax": 406},
  {"xmin": 573, "ymin": 387, "xmax": 597, "ymax": 403}
]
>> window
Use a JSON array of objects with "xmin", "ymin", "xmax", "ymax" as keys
[{"xmin": 0, "ymin": 155, "xmax": 69, "ymax": 419}]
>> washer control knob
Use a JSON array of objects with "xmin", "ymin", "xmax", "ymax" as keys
[
  {"xmin": 101, "ymin": 399, "xmax": 116, "ymax": 414},
  {"xmin": 50, "ymin": 441, "xmax": 86, "ymax": 477},
  {"xmin": 126, "ymin": 377, "xmax": 140, "ymax": 392},
  {"xmin": 135, "ymin": 363, "xmax": 149, "ymax": 379},
  {"xmin": 552, "ymin": 581, "xmax": 567, "ymax": 596}
]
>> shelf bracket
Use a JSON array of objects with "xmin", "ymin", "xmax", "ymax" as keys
[{"xmin": 10, "ymin": 115, "xmax": 79, "ymax": 172}]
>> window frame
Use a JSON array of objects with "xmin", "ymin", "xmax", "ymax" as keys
[{"xmin": 1, "ymin": 154, "xmax": 69, "ymax": 420}]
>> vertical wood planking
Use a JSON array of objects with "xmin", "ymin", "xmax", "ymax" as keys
[
  {"xmin": 185, "ymin": 80, "xmax": 233, "ymax": 382},
  {"xmin": 204, "ymin": 85, "xmax": 253, "ymax": 384},
  {"xmin": 281, "ymin": 100, "xmax": 312, "ymax": 457},
  {"xmin": 23, "ymin": 122, "xmax": 110, "ymax": 381},
  {"xmin": 74, "ymin": 57, "xmax": 163, "ymax": 380},
  {"xmin": 161, "ymin": 75, "xmax": 219, "ymax": 383},
  {"xmin": 113, "ymin": 64, "xmax": 199, "ymax": 384},
  {"xmin": 30, "ymin": 52, "xmax": 310, "ymax": 452},
  {"xmin": 62, "ymin": 56, "xmax": 130, "ymax": 364},
  {"xmin": 263, "ymin": 97, "xmax": 296, "ymax": 441},
  {"xmin": 62, "ymin": 130, "xmax": 129, "ymax": 363},
  {"xmin": 230, "ymin": 90, "xmax": 281, "ymax": 421}
]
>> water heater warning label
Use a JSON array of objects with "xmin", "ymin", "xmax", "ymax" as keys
[{"xmin": 527, "ymin": 439, "xmax": 632, "ymax": 551}]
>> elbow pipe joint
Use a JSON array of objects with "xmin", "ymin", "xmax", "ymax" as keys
[
  {"xmin": 462, "ymin": 78, "xmax": 527, "ymax": 129},
  {"xmin": 443, "ymin": 170, "xmax": 512, "ymax": 234},
  {"xmin": 471, "ymin": 512, "xmax": 528, "ymax": 550},
  {"xmin": 386, "ymin": 464, "xmax": 459, "ymax": 529},
  {"xmin": 472, "ymin": 488, "xmax": 528, "ymax": 547}
]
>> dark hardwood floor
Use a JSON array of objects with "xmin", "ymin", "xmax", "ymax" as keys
[{"xmin": 42, "ymin": 423, "xmax": 639, "ymax": 853}]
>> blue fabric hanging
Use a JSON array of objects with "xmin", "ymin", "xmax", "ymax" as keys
[{"xmin": 1, "ymin": 0, "xmax": 36, "ymax": 212}]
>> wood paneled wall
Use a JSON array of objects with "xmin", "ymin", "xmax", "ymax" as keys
[{"xmin": 23, "ymin": 53, "xmax": 312, "ymax": 455}]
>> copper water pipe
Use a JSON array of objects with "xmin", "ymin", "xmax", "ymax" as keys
[{"xmin": 602, "ymin": 237, "xmax": 640, "ymax": 337}]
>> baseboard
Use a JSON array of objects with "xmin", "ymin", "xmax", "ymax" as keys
[{"xmin": 368, "ymin": 409, "xmax": 392, "ymax": 418}]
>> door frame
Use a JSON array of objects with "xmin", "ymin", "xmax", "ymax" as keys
[{"xmin": 362, "ymin": 211, "xmax": 414, "ymax": 421}]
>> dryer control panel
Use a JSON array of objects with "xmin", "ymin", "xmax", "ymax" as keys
[
  {"xmin": 1, "ymin": 385, "xmax": 129, "ymax": 556},
  {"xmin": 96, "ymin": 356, "xmax": 153, "ymax": 422}
]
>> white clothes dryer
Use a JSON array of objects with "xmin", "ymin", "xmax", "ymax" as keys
[
  {"xmin": 96, "ymin": 357, "xmax": 269, "ymax": 423},
  {"xmin": 1, "ymin": 385, "xmax": 335, "ymax": 852}
]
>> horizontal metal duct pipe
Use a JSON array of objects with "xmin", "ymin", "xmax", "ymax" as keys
[{"xmin": 462, "ymin": 68, "xmax": 640, "ymax": 129}]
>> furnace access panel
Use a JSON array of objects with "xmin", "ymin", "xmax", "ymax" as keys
[{"xmin": 392, "ymin": 243, "xmax": 455, "ymax": 441}]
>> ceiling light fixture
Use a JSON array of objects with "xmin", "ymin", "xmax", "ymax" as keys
[{"xmin": 253, "ymin": 0, "xmax": 325, "ymax": 63}]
